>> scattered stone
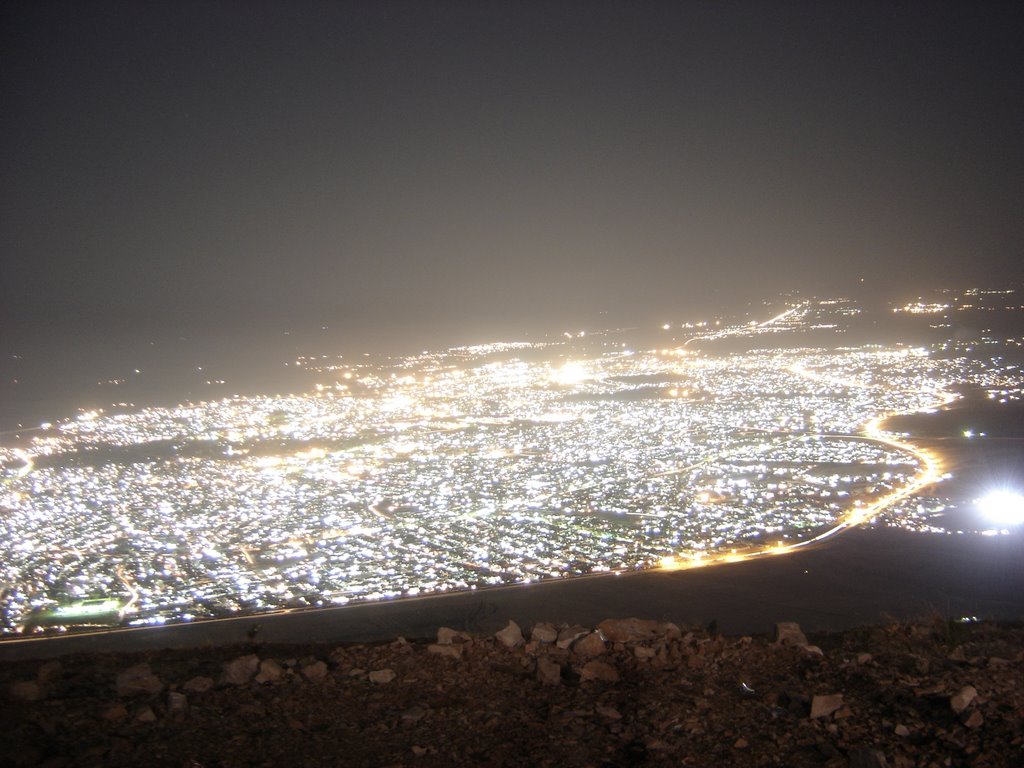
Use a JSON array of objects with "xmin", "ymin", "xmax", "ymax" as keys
[
  {"xmin": 774, "ymin": 622, "xmax": 809, "ymax": 647},
  {"xmin": 36, "ymin": 660, "xmax": 62, "ymax": 686},
  {"xmin": 848, "ymin": 747, "xmax": 889, "ymax": 768},
  {"xmin": 100, "ymin": 703, "xmax": 129, "ymax": 723},
  {"xmin": 412, "ymin": 746, "xmax": 429, "ymax": 756},
  {"xmin": 167, "ymin": 691, "xmax": 188, "ymax": 719},
  {"xmin": 369, "ymin": 669, "xmax": 396, "ymax": 684},
  {"xmin": 401, "ymin": 706, "xmax": 426, "ymax": 723},
  {"xmin": 182, "ymin": 676, "xmax": 214, "ymax": 694},
  {"xmin": 556, "ymin": 625, "xmax": 590, "ymax": 649},
  {"xmin": 495, "ymin": 620, "xmax": 524, "ymax": 648},
  {"xmin": 254, "ymin": 658, "xmax": 284, "ymax": 684},
  {"xmin": 809, "ymin": 693, "xmax": 844, "ymax": 719},
  {"xmin": 7, "ymin": 680, "xmax": 44, "ymax": 701},
  {"xmin": 436, "ymin": 627, "xmax": 468, "ymax": 645},
  {"xmin": 536, "ymin": 657, "xmax": 562, "ymax": 686},
  {"xmin": 427, "ymin": 643, "xmax": 463, "ymax": 660},
  {"xmin": 803, "ymin": 645, "xmax": 824, "ymax": 656},
  {"xmin": 579, "ymin": 660, "xmax": 620, "ymax": 683},
  {"xmin": 3, "ymin": 617, "xmax": 1021, "ymax": 766},
  {"xmin": 964, "ymin": 710, "xmax": 984, "ymax": 729},
  {"xmin": 950, "ymin": 685, "xmax": 977, "ymax": 713},
  {"xmin": 116, "ymin": 663, "xmax": 164, "ymax": 697},
  {"xmin": 597, "ymin": 617, "xmax": 675, "ymax": 643},
  {"xmin": 221, "ymin": 654, "xmax": 260, "ymax": 686},
  {"xmin": 531, "ymin": 622, "xmax": 558, "ymax": 643},
  {"xmin": 301, "ymin": 660, "xmax": 328, "ymax": 683},
  {"xmin": 572, "ymin": 631, "xmax": 606, "ymax": 658}
]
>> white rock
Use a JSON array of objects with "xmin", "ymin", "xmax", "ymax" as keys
[
  {"xmin": 775, "ymin": 622, "xmax": 809, "ymax": 647},
  {"xmin": 531, "ymin": 622, "xmax": 558, "ymax": 643},
  {"xmin": 556, "ymin": 625, "xmax": 590, "ymax": 649},
  {"xmin": 221, "ymin": 654, "xmax": 260, "ymax": 686},
  {"xmin": 436, "ymin": 627, "xmax": 468, "ymax": 645},
  {"xmin": 301, "ymin": 660, "xmax": 328, "ymax": 682},
  {"xmin": 950, "ymin": 685, "xmax": 977, "ymax": 714},
  {"xmin": 116, "ymin": 663, "xmax": 164, "ymax": 697},
  {"xmin": 427, "ymin": 643, "xmax": 463, "ymax": 660},
  {"xmin": 495, "ymin": 620, "xmax": 524, "ymax": 648},
  {"xmin": 810, "ymin": 693, "xmax": 844, "ymax": 719},
  {"xmin": 254, "ymin": 659, "xmax": 284, "ymax": 684}
]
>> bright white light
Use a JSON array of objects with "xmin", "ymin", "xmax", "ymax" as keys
[
  {"xmin": 551, "ymin": 362, "xmax": 588, "ymax": 385},
  {"xmin": 977, "ymin": 490, "xmax": 1024, "ymax": 526}
]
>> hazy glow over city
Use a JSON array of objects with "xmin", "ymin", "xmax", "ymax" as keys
[{"xmin": 4, "ymin": 290, "xmax": 1023, "ymax": 634}]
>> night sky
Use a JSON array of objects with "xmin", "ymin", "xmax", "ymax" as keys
[{"xmin": 3, "ymin": 1, "xmax": 1024, "ymax": 348}]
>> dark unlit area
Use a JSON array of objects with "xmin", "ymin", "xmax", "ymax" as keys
[{"xmin": 4, "ymin": 617, "xmax": 1023, "ymax": 767}]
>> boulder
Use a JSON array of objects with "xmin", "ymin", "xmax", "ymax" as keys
[
  {"xmin": 774, "ymin": 622, "xmax": 808, "ymax": 647},
  {"xmin": 556, "ymin": 625, "xmax": 590, "ymax": 649},
  {"xmin": 536, "ymin": 657, "xmax": 562, "ymax": 686},
  {"xmin": 579, "ymin": 660, "xmax": 620, "ymax": 683},
  {"xmin": 116, "ymin": 663, "xmax": 164, "ymax": 697},
  {"xmin": 572, "ymin": 631, "xmax": 607, "ymax": 658},
  {"xmin": 221, "ymin": 654, "xmax": 260, "ymax": 686},
  {"xmin": 495, "ymin": 620, "xmax": 524, "ymax": 648},
  {"xmin": 531, "ymin": 622, "xmax": 558, "ymax": 643},
  {"xmin": 809, "ymin": 693, "xmax": 844, "ymax": 719}
]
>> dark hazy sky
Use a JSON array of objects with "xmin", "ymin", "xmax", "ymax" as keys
[{"xmin": 3, "ymin": 0, "xmax": 1023, "ymax": 344}]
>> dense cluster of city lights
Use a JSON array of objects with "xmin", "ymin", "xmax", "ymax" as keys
[{"xmin": 1, "ymin": 291, "xmax": 1022, "ymax": 634}]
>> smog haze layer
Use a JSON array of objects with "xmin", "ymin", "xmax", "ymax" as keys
[{"xmin": 3, "ymin": 1, "xmax": 1023, "ymax": 351}]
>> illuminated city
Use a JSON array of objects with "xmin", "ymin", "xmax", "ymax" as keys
[{"xmin": 2, "ymin": 288, "xmax": 1022, "ymax": 635}]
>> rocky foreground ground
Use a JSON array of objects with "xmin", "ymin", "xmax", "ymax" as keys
[{"xmin": 2, "ymin": 617, "xmax": 1022, "ymax": 767}]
